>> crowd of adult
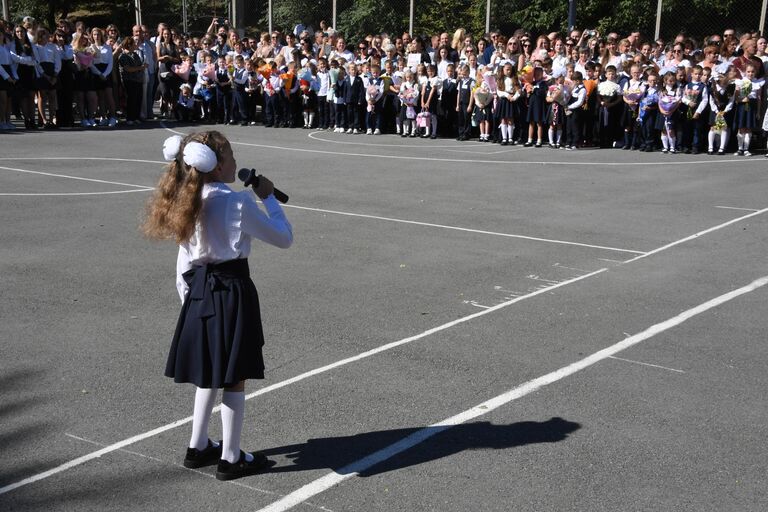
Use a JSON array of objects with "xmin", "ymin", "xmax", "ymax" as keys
[{"xmin": 1, "ymin": 15, "xmax": 767, "ymax": 154}]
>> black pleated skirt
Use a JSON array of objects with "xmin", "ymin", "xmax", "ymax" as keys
[
  {"xmin": 495, "ymin": 97, "xmax": 515, "ymax": 119},
  {"xmin": 733, "ymin": 100, "xmax": 758, "ymax": 129},
  {"xmin": 165, "ymin": 259, "xmax": 265, "ymax": 388}
]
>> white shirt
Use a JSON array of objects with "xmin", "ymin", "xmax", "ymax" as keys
[{"xmin": 175, "ymin": 182, "xmax": 293, "ymax": 301}]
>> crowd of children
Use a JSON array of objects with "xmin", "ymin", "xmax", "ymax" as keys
[{"xmin": 3, "ymin": 16, "xmax": 768, "ymax": 155}]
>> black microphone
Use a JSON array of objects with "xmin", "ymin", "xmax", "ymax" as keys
[{"xmin": 237, "ymin": 168, "xmax": 289, "ymax": 204}]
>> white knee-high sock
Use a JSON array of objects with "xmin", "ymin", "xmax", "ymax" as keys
[
  {"xmin": 548, "ymin": 127, "xmax": 555, "ymax": 144},
  {"xmin": 221, "ymin": 390, "xmax": 251, "ymax": 463},
  {"xmin": 556, "ymin": 128, "xmax": 563, "ymax": 144},
  {"xmin": 720, "ymin": 129, "xmax": 729, "ymax": 150},
  {"xmin": 744, "ymin": 132, "xmax": 751, "ymax": 151},
  {"xmin": 737, "ymin": 132, "xmax": 745, "ymax": 150},
  {"xmin": 190, "ymin": 387, "xmax": 219, "ymax": 450},
  {"xmin": 669, "ymin": 135, "xmax": 676, "ymax": 149},
  {"xmin": 708, "ymin": 130, "xmax": 716, "ymax": 151},
  {"xmin": 661, "ymin": 133, "xmax": 669, "ymax": 149},
  {"xmin": 308, "ymin": 113, "xmax": 315, "ymax": 126}
]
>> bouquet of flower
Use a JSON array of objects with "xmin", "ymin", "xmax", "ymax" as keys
[
  {"xmin": 638, "ymin": 92, "xmax": 658, "ymax": 123},
  {"xmin": 682, "ymin": 86, "xmax": 702, "ymax": 119},
  {"xmin": 257, "ymin": 63, "xmax": 272, "ymax": 80},
  {"xmin": 518, "ymin": 64, "xmax": 534, "ymax": 85},
  {"xmin": 173, "ymin": 60, "xmax": 191, "ymax": 81},
  {"xmin": 75, "ymin": 50, "xmax": 94, "ymax": 69},
  {"xmin": 298, "ymin": 68, "xmax": 313, "ymax": 83},
  {"xmin": 391, "ymin": 71, "xmax": 404, "ymax": 87},
  {"xmin": 737, "ymin": 79, "xmax": 752, "ymax": 111},
  {"xmin": 712, "ymin": 111, "xmax": 727, "ymax": 132},
  {"xmin": 299, "ymin": 79, "xmax": 311, "ymax": 93},
  {"xmin": 658, "ymin": 95, "xmax": 681, "ymax": 116},
  {"xmin": 366, "ymin": 84, "xmax": 382, "ymax": 111},
  {"xmin": 400, "ymin": 86, "xmax": 419, "ymax": 118},
  {"xmin": 473, "ymin": 84, "xmax": 492, "ymax": 109},
  {"xmin": 547, "ymin": 84, "xmax": 564, "ymax": 103},
  {"xmin": 280, "ymin": 71, "xmax": 294, "ymax": 93},
  {"xmin": 482, "ymin": 73, "xmax": 497, "ymax": 93},
  {"xmin": 597, "ymin": 80, "xmax": 621, "ymax": 98}
]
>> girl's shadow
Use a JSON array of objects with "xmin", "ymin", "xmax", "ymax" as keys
[{"xmin": 262, "ymin": 417, "xmax": 580, "ymax": 476}]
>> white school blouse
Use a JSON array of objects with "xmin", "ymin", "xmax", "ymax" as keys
[{"xmin": 176, "ymin": 182, "xmax": 293, "ymax": 302}]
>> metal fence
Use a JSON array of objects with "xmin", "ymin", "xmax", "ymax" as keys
[{"xmin": 5, "ymin": 0, "xmax": 768, "ymax": 42}]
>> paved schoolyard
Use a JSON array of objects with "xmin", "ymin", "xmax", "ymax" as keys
[{"xmin": 0, "ymin": 123, "xmax": 766, "ymax": 511}]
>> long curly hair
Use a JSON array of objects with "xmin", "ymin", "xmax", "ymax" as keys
[{"xmin": 142, "ymin": 131, "xmax": 230, "ymax": 244}]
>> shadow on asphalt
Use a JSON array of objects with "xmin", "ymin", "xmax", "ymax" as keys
[{"xmin": 262, "ymin": 416, "xmax": 581, "ymax": 476}]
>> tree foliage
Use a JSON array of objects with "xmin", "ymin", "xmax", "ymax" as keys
[{"xmin": 7, "ymin": 0, "xmax": 765, "ymax": 42}]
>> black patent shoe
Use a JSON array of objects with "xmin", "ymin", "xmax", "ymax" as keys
[
  {"xmin": 183, "ymin": 439, "xmax": 223, "ymax": 469},
  {"xmin": 215, "ymin": 450, "xmax": 274, "ymax": 481}
]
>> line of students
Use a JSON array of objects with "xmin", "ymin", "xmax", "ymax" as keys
[{"xmin": 175, "ymin": 51, "xmax": 766, "ymax": 156}]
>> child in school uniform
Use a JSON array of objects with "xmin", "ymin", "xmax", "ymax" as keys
[
  {"xmin": 398, "ymin": 68, "xmax": 420, "ymax": 137},
  {"xmin": 638, "ymin": 72, "xmax": 660, "ymax": 152},
  {"xmin": 620, "ymin": 64, "xmax": 646, "ymax": 150},
  {"xmin": 230, "ymin": 55, "xmax": 249, "ymax": 125},
  {"xmin": 344, "ymin": 62, "xmax": 365, "ymax": 133},
  {"xmin": 334, "ymin": 66, "xmax": 349, "ymax": 132},
  {"xmin": 215, "ymin": 55, "xmax": 232, "ymax": 124},
  {"xmin": 656, "ymin": 72, "xmax": 682, "ymax": 153},
  {"xmin": 545, "ymin": 70, "xmax": 569, "ymax": 148},
  {"xmin": 524, "ymin": 66, "xmax": 547, "ymax": 147},
  {"xmin": 707, "ymin": 71, "xmax": 735, "ymax": 155},
  {"xmin": 440, "ymin": 63, "xmax": 458, "ymax": 138},
  {"xmin": 680, "ymin": 65, "xmax": 710, "ymax": 154},
  {"xmin": 175, "ymin": 83, "xmax": 196, "ymax": 122},
  {"xmin": 365, "ymin": 64, "xmax": 385, "ymax": 134},
  {"xmin": 316, "ymin": 58, "xmax": 331, "ymax": 129},
  {"xmin": 455, "ymin": 64, "xmax": 475, "ymax": 141},
  {"xmin": 473, "ymin": 73, "xmax": 493, "ymax": 142},
  {"xmin": 495, "ymin": 63, "xmax": 520, "ymax": 145},
  {"xmin": 420, "ymin": 64, "xmax": 441, "ymax": 138},
  {"xmin": 146, "ymin": 131, "xmax": 292, "ymax": 481},
  {"xmin": 733, "ymin": 63, "xmax": 764, "ymax": 156},
  {"xmin": 263, "ymin": 62, "xmax": 282, "ymax": 127},
  {"xmin": 564, "ymin": 71, "xmax": 587, "ymax": 150},
  {"xmin": 597, "ymin": 65, "xmax": 623, "ymax": 148}
]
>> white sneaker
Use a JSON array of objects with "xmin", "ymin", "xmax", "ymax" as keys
[
  {"xmin": 373, "ymin": 129, "xmax": 381, "ymax": 135},
  {"xmin": 108, "ymin": 117, "xmax": 117, "ymax": 127},
  {"xmin": 99, "ymin": 118, "xmax": 109, "ymax": 126},
  {"xmin": 743, "ymin": 150, "xmax": 752, "ymax": 156},
  {"xmin": 352, "ymin": 129, "xmax": 360, "ymax": 134},
  {"xmin": 346, "ymin": 128, "xmax": 353, "ymax": 134},
  {"xmin": 366, "ymin": 128, "xmax": 372, "ymax": 135}
]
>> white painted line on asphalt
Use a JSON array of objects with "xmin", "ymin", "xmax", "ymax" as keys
[
  {"xmin": 162, "ymin": 124, "xmax": 755, "ymax": 167},
  {"xmin": 623, "ymin": 207, "xmax": 768, "ymax": 264},
  {"xmin": 284, "ymin": 204, "xmax": 646, "ymax": 255},
  {"xmin": 607, "ymin": 355, "xmax": 686, "ymax": 373},
  {"xmin": 0, "ymin": 267, "xmax": 607, "ymax": 497},
  {"xmin": 254, "ymin": 275, "xmax": 768, "ymax": 512},
  {"xmin": 714, "ymin": 206, "xmax": 760, "ymax": 212},
  {"xmin": 0, "ymin": 189, "xmax": 154, "ymax": 196},
  {"xmin": 0, "ymin": 157, "xmax": 165, "ymax": 164},
  {"xmin": 0, "ymin": 165, "xmax": 154, "ymax": 189},
  {"xmin": 307, "ymin": 130, "xmax": 482, "ymax": 148}
]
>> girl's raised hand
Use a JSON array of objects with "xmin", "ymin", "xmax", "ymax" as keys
[{"xmin": 254, "ymin": 175, "xmax": 275, "ymax": 200}]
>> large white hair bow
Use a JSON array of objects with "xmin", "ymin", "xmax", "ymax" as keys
[{"xmin": 182, "ymin": 142, "xmax": 217, "ymax": 173}]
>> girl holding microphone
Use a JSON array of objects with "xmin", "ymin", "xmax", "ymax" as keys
[{"xmin": 144, "ymin": 131, "xmax": 293, "ymax": 480}]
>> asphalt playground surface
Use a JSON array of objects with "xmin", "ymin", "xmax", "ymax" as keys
[{"xmin": 0, "ymin": 122, "xmax": 767, "ymax": 511}]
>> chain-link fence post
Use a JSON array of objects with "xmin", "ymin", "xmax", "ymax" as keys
[
  {"xmin": 2, "ymin": 0, "xmax": 10, "ymax": 21},
  {"xmin": 135, "ymin": 0, "xmax": 143, "ymax": 27},
  {"xmin": 654, "ymin": 0, "xmax": 662, "ymax": 40},
  {"xmin": 760, "ymin": 0, "xmax": 767, "ymax": 35}
]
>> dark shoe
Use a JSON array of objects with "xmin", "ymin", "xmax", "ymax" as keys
[
  {"xmin": 184, "ymin": 439, "xmax": 222, "ymax": 469},
  {"xmin": 215, "ymin": 451, "xmax": 274, "ymax": 481},
  {"xmin": 523, "ymin": 141, "xmax": 533, "ymax": 147}
]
